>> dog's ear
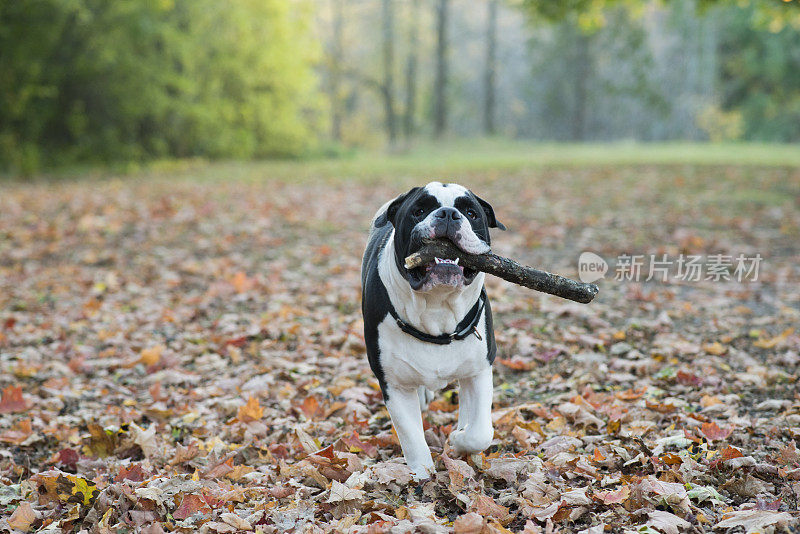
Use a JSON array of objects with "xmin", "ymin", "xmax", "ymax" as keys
[
  {"xmin": 474, "ymin": 194, "xmax": 506, "ymax": 230},
  {"xmin": 378, "ymin": 186, "xmax": 421, "ymax": 227}
]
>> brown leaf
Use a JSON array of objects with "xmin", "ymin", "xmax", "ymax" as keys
[
  {"xmin": 341, "ymin": 430, "xmax": 378, "ymax": 458},
  {"xmin": 454, "ymin": 512, "xmax": 487, "ymax": 534},
  {"xmin": 0, "ymin": 385, "xmax": 30, "ymax": 413},
  {"xmin": 594, "ymin": 485, "xmax": 630, "ymax": 504},
  {"xmin": 300, "ymin": 395, "xmax": 324, "ymax": 419},
  {"xmin": 470, "ymin": 494, "xmax": 512, "ymax": 525},
  {"xmin": 442, "ymin": 453, "xmax": 475, "ymax": 490},
  {"xmin": 173, "ymin": 494, "xmax": 211, "ymax": 520},
  {"xmin": 237, "ymin": 396, "xmax": 263, "ymax": 422},
  {"xmin": 0, "ymin": 418, "xmax": 33, "ymax": 444},
  {"xmin": 8, "ymin": 502, "xmax": 37, "ymax": 531},
  {"xmin": 139, "ymin": 345, "xmax": 163, "ymax": 366},
  {"xmin": 700, "ymin": 421, "xmax": 733, "ymax": 441}
]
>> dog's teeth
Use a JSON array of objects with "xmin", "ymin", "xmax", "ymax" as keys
[
  {"xmin": 435, "ymin": 257, "xmax": 443, "ymax": 264},
  {"xmin": 454, "ymin": 257, "xmax": 459, "ymax": 265}
]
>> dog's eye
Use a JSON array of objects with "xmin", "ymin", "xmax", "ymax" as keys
[
  {"xmin": 466, "ymin": 209, "xmax": 478, "ymax": 219},
  {"xmin": 413, "ymin": 208, "xmax": 425, "ymax": 217}
]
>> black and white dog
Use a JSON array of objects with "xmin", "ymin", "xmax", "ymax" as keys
[{"xmin": 361, "ymin": 182, "xmax": 505, "ymax": 479}]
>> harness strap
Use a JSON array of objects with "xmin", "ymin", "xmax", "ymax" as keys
[{"xmin": 387, "ymin": 289, "xmax": 486, "ymax": 345}]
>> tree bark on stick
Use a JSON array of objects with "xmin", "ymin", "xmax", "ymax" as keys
[{"xmin": 404, "ymin": 240, "xmax": 599, "ymax": 304}]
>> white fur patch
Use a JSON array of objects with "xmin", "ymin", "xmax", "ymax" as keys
[{"xmin": 424, "ymin": 181, "xmax": 469, "ymax": 207}]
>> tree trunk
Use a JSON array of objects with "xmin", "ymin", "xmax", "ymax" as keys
[
  {"xmin": 483, "ymin": 0, "xmax": 498, "ymax": 136},
  {"xmin": 403, "ymin": 0, "xmax": 419, "ymax": 140},
  {"xmin": 382, "ymin": 0, "xmax": 397, "ymax": 145},
  {"xmin": 329, "ymin": 0, "xmax": 344, "ymax": 142},
  {"xmin": 433, "ymin": 0, "xmax": 448, "ymax": 138}
]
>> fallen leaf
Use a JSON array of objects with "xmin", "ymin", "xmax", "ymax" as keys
[
  {"xmin": 8, "ymin": 501, "xmax": 37, "ymax": 531},
  {"xmin": 594, "ymin": 485, "xmax": 630, "ymax": 504},
  {"xmin": 0, "ymin": 385, "xmax": 30, "ymax": 413},
  {"xmin": 140, "ymin": 345, "xmax": 163, "ymax": 366},
  {"xmin": 700, "ymin": 421, "xmax": 733, "ymax": 441},
  {"xmin": 326, "ymin": 480, "xmax": 365, "ymax": 502},
  {"xmin": 753, "ymin": 328, "xmax": 794, "ymax": 349},
  {"xmin": 237, "ymin": 396, "xmax": 263, "ymax": 422},
  {"xmin": 453, "ymin": 512, "xmax": 487, "ymax": 534},
  {"xmin": 0, "ymin": 418, "xmax": 33, "ymax": 444},
  {"xmin": 647, "ymin": 510, "xmax": 690, "ymax": 534},
  {"xmin": 715, "ymin": 510, "xmax": 793, "ymax": 533},
  {"xmin": 173, "ymin": 494, "xmax": 211, "ymax": 520}
]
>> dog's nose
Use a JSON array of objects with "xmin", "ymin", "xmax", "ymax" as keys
[{"xmin": 434, "ymin": 207, "xmax": 461, "ymax": 221}]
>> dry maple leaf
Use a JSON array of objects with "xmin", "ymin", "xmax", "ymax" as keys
[
  {"xmin": 0, "ymin": 418, "xmax": 33, "ymax": 444},
  {"xmin": 442, "ymin": 453, "xmax": 475, "ymax": 490},
  {"xmin": 715, "ymin": 510, "xmax": 793, "ymax": 534},
  {"xmin": 594, "ymin": 485, "xmax": 630, "ymax": 504},
  {"xmin": 326, "ymin": 480, "xmax": 365, "ymax": 503},
  {"xmin": 700, "ymin": 421, "xmax": 733, "ymax": 441},
  {"xmin": 453, "ymin": 512, "xmax": 487, "ymax": 534},
  {"xmin": 0, "ymin": 385, "xmax": 30, "ymax": 413},
  {"xmin": 173, "ymin": 493, "xmax": 211, "ymax": 520},
  {"xmin": 8, "ymin": 502, "xmax": 37, "ymax": 531},
  {"xmin": 237, "ymin": 396, "xmax": 263, "ymax": 422}
]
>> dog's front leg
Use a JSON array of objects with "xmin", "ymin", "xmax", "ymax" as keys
[
  {"xmin": 451, "ymin": 367, "xmax": 494, "ymax": 455},
  {"xmin": 385, "ymin": 386, "xmax": 434, "ymax": 480}
]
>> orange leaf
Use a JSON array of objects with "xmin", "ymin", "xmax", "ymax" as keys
[
  {"xmin": 700, "ymin": 421, "xmax": 733, "ymax": 441},
  {"xmin": 595, "ymin": 485, "xmax": 630, "ymax": 504},
  {"xmin": 231, "ymin": 272, "xmax": 254, "ymax": 293},
  {"xmin": 0, "ymin": 385, "xmax": 30, "ymax": 413},
  {"xmin": 0, "ymin": 418, "xmax": 33, "ymax": 444},
  {"xmin": 300, "ymin": 395, "xmax": 325, "ymax": 419},
  {"xmin": 615, "ymin": 387, "xmax": 646, "ymax": 401},
  {"xmin": 700, "ymin": 395, "xmax": 722, "ymax": 408},
  {"xmin": 173, "ymin": 494, "xmax": 211, "ymax": 520},
  {"xmin": 237, "ymin": 396, "xmax": 263, "ymax": 422},
  {"xmin": 497, "ymin": 357, "xmax": 535, "ymax": 371},
  {"xmin": 139, "ymin": 345, "xmax": 163, "ymax": 366},
  {"xmin": 593, "ymin": 448, "xmax": 606, "ymax": 462},
  {"xmin": 720, "ymin": 446, "xmax": 743, "ymax": 461},
  {"xmin": 428, "ymin": 399, "xmax": 459, "ymax": 412}
]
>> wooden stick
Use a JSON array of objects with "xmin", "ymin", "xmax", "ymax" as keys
[{"xmin": 404, "ymin": 240, "xmax": 599, "ymax": 304}]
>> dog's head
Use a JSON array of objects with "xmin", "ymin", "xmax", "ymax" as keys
[{"xmin": 380, "ymin": 182, "xmax": 505, "ymax": 292}]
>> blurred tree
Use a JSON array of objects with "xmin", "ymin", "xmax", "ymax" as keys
[
  {"xmin": 717, "ymin": 3, "xmax": 800, "ymax": 141},
  {"xmin": 328, "ymin": 0, "xmax": 345, "ymax": 142},
  {"xmin": 483, "ymin": 0, "xmax": 498, "ymax": 135},
  {"xmin": 382, "ymin": 0, "xmax": 398, "ymax": 145},
  {"xmin": 403, "ymin": 0, "xmax": 420, "ymax": 140},
  {"xmin": 433, "ymin": 0, "xmax": 449, "ymax": 138},
  {"xmin": 0, "ymin": 0, "xmax": 322, "ymax": 171}
]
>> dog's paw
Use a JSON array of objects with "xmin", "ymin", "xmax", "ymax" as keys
[
  {"xmin": 450, "ymin": 425, "xmax": 494, "ymax": 455},
  {"xmin": 417, "ymin": 386, "xmax": 435, "ymax": 411}
]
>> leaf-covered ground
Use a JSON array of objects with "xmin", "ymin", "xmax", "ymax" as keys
[{"xmin": 1, "ymin": 165, "xmax": 799, "ymax": 533}]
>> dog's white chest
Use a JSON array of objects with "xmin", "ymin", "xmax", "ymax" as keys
[{"xmin": 377, "ymin": 314, "xmax": 489, "ymax": 391}]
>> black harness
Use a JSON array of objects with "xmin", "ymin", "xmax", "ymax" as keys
[{"xmin": 387, "ymin": 289, "xmax": 486, "ymax": 345}]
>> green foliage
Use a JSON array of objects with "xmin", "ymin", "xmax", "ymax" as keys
[
  {"xmin": 717, "ymin": 3, "xmax": 800, "ymax": 142},
  {"xmin": 0, "ymin": 0, "xmax": 322, "ymax": 172}
]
